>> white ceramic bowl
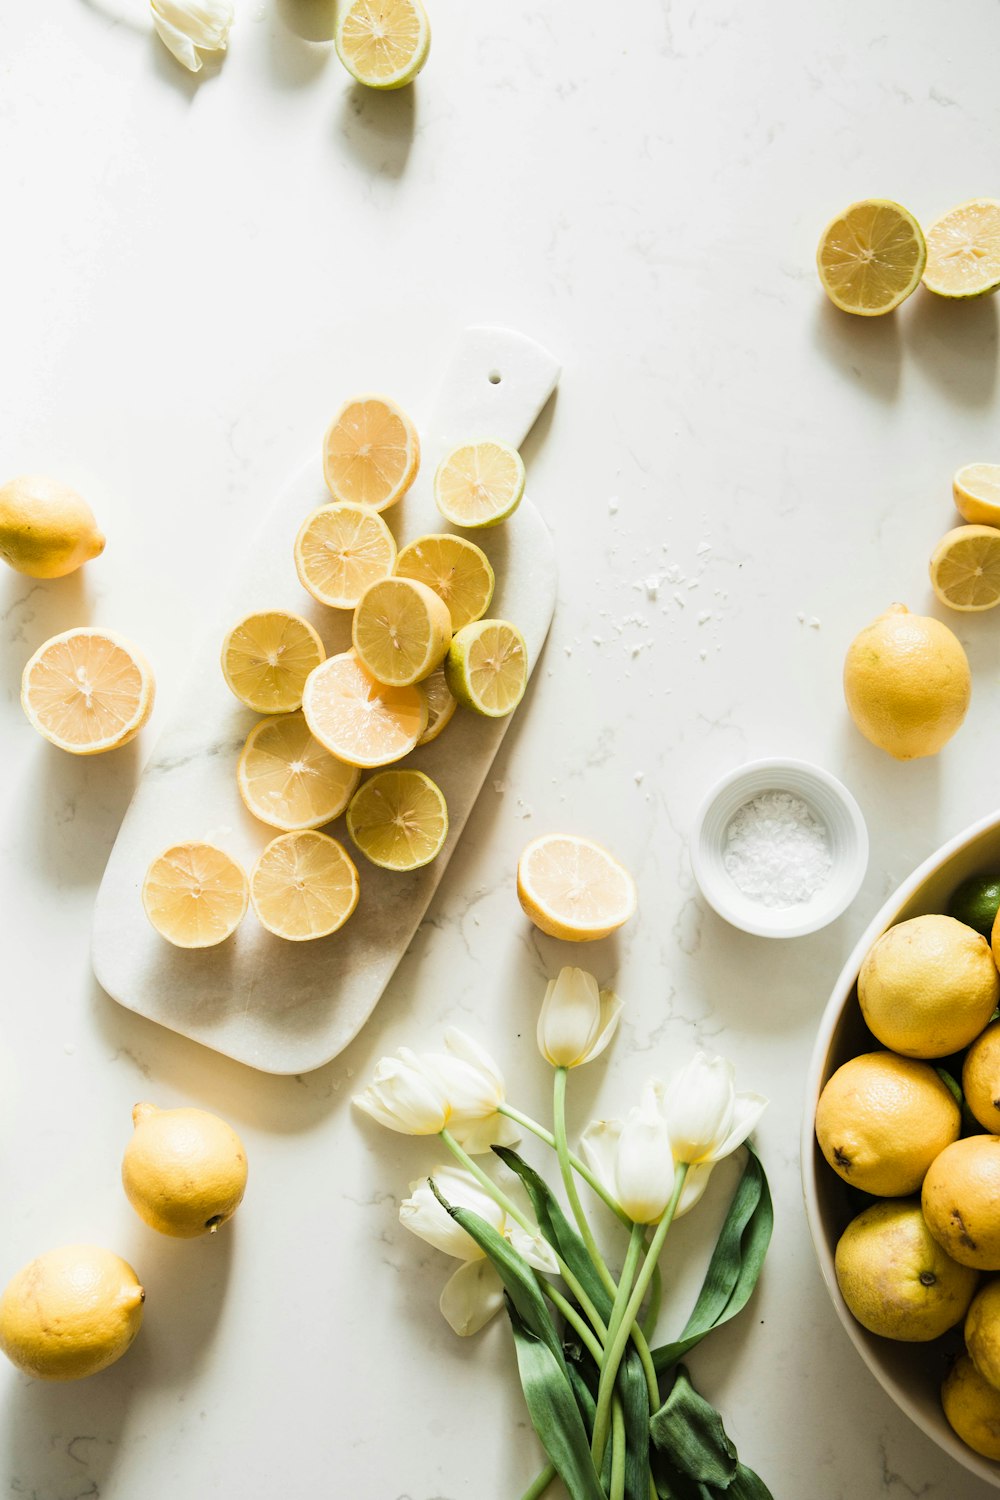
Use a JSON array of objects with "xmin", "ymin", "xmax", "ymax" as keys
[
  {"xmin": 690, "ymin": 758, "xmax": 869, "ymax": 938},
  {"xmin": 802, "ymin": 808, "xmax": 1000, "ymax": 1491}
]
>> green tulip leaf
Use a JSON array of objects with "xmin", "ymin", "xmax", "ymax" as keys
[
  {"xmin": 649, "ymin": 1365, "xmax": 737, "ymax": 1485},
  {"xmin": 620, "ymin": 1348, "xmax": 652, "ymax": 1500},
  {"xmin": 507, "ymin": 1301, "xmax": 610, "ymax": 1500}
]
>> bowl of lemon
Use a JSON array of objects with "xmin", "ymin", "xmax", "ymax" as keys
[{"xmin": 803, "ymin": 808, "xmax": 1000, "ymax": 1489}]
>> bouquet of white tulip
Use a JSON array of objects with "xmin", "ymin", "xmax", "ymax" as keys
[{"xmin": 355, "ymin": 968, "xmax": 773, "ymax": 1500}]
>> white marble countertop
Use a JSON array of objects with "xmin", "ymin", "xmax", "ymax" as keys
[{"xmin": 3, "ymin": 2, "xmax": 1000, "ymax": 1497}]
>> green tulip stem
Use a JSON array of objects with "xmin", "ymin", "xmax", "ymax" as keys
[
  {"xmin": 553, "ymin": 1067, "xmax": 618, "ymax": 1299},
  {"xmin": 518, "ymin": 1464, "xmax": 556, "ymax": 1500},
  {"xmin": 590, "ymin": 1165, "xmax": 690, "ymax": 1472},
  {"xmin": 610, "ymin": 1396, "xmax": 627, "ymax": 1500},
  {"xmin": 498, "ymin": 1103, "xmax": 632, "ymax": 1226},
  {"xmin": 536, "ymin": 1275, "xmax": 605, "ymax": 1365},
  {"xmin": 439, "ymin": 1129, "xmax": 609, "ymax": 1342}
]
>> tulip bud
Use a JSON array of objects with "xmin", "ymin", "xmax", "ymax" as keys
[
  {"xmin": 536, "ymin": 968, "xmax": 623, "ymax": 1069},
  {"xmin": 151, "ymin": 0, "xmax": 234, "ymax": 73}
]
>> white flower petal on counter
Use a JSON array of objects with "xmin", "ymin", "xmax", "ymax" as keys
[
  {"xmin": 151, "ymin": 0, "xmax": 234, "ymax": 73},
  {"xmin": 399, "ymin": 1166, "xmax": 505, "ymax": 1261},
  {"xmin": 439, "ymin": 1259, "xmax": 505, "ymax": 1336},
  {"xmin": 537, "ymin": 967, "xmax": 623, "ymax": 1069}
]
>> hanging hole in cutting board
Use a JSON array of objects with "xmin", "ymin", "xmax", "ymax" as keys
[{"xmin": 488, "ymin": 369, "xmax": 502, "ymax": 384}]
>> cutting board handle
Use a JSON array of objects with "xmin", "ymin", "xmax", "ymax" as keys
[{"xmin": 432, "ymin": 326, "xmax": 560, "ymax": 451}]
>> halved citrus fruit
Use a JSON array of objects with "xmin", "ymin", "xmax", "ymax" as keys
[
  {"xmin": 395, "ymin": 533, "xmax": 495, "ymax": 631},
  {"xmin": 322, "ymin": 396, "xmax": 419, "ymax": 511},
  {"xmin": 142, "ymin": 842, "xmax": 248, "ymax": 948},
  {"xmin": 237, "ymin": 712, "xmax": 360, "ymax": 831},
  {"xmin": 930, "ymin": 526, "xmax": 1000, "ymax": 611},
  {"xmin": 352, "ymin": 576, "xmax": 452, "ymax": 687},
  {"xmin": 923, "ymin": 200, "xmax": 1000, "ymax": 299},
  {"xmin": 517, "ymin": 834, "xmax": 637, "ymax": 942},
  {"xmin": 294, "ymin": 502, "xmax": 396, "ymax": 610},
  {"xmin": 434, "ymin": 441, "xmax": 525, "ymax": 528},
  {"xmin": 334, "ymin": 0, "xmax": 430, "ymax": 90},
  {"xmin": 347, "ymin": 769, "xmax": 448, "ymax": 870},
  {"xmin": 221, "ymin": 611, "xmax": 325, "ymax": 714},
  {"xmin": 445, "ymin": 619, "xmax": 527, "ymax": 717},
  {"xmin": 816, "ymin": 199, "xmax": 926, "ymax": 316},
  {"xmin": 301, "ymin": 651, "xmax": 427, "ymax": 767},
  {"xmin": 21, "ymin": 627, "xmax": 155, "ymax": 754},
  {"xmin": 250, "ymin": 830, "xmax": 359, "ymax": 941},
  {"xmin": 417, "ymin": 664, "xmax": 456, "ymax": 745},
  {"xmin": 954, "ymin": 464, "xmax": 1000, "ymax": 527}
]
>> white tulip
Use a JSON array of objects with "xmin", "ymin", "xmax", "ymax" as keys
[
  {"xmin": 439, "ymin": 1260, "xmax": 505, "ymax": 1336},
  {"xmin": 536, "ymin": 968, "xmax": 623, "ymax": 1069},
  {"xmin": 151, "ymin": 0, "xmax": 234, "ymax": 73},
  {"xmin": 415, "ymin": 1029, "xmax": 521, "ymax": 1154},
  {"xmin": 656, "ymin": 1053, "xmax": 768, "ymax": 1167},
  {"xmin": 580, "ymin": 1098, "xmax": 714, "ymax": 1225},
  {"xmin": 352, "ymin": 1049, "xmax": 450, "ymax": 1136}
]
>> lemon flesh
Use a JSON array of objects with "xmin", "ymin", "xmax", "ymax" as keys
[
  {"xmin": 322, "ymin": 395, "xmax": 419, "ymax": 510},
  {"xmin": 353, "ymin": 576, "xmax": 453, "ymax": 687},
  {"xmin": 250, "ymin": 830, "xmax": 360, "ymax": 940},
  {"xmin": 435, "ymin": 441, "xmax": 525, "ymax": 528},
  {"xmin": 123, "ymin": 1102, "xmax": 248, "ymax": 1238},
  {"xmin": 395, "ymin": 533, "xmax": 495, "ymax": 631},
  {"xmin": 858, "ymin": 913, "xmax": 999, "ymax": 1059},
  {"xmin": 923, "ymin": 199, "xmax": 1000, "ymax": 299},
  {"xmin": 816, "ymin": 199, "xmax": 926, "ymax": 316},
  {"xmin": 347, "ymin": 769, "xmax": 448, "ymax": 871},
  {"xmin": 943, "ymin": 1355, "xmax": 1000, "ymax": 1460},
  {"xmin": 0, "ymin": 474, "xmax": 105, "ymax": 579},
  {"xmin": 517, "ymin": 833, "xmax": 638, "ymax": 942},
  {"xmin": 417, "ymin": 664, "xmax": 457, "ymax": 745},
  {"xmin": 0, "ymin": 1244, "xmax": 144, "ymax": 1381},
  {"xmin": 21, "ymin": 627, "xmax": 155, "ymax": 755},
  {"xmin": 238, "ymin": 712, "xmax": 359, "ymax": 832},
  {"xmin": 815, "ymin": 1051, "xmax": 960, "ymax": 1197},
  {"xmin": 843, "ymin": 603, "xmax": 971, "ymax": 760},
  {"xmin": 445, "ymin": 619, "xmax": 527, "ymax": 717},
  {"xmin": 930, "ymin": 525, "xmax": 1000, "ymax": 611},
  {"xmin": 335, "ymin": 0, "xmax": 430, "ymax": 89},
  {"xmin": 834, "ymin": 1199, "xmax": 978, "ymax": 1342},
  {"xmin": 954, "ymin": 463, "xmax": 1000, "ymax": 527},
  {"xmin": 294, "ymin": 502, "xmax": 397, "ymax": 610},
  {"xmin": 303, "ymin": 651, "xmax": 427, "ymax": 767},
  {"xmin": 143, "ymin": 842, "xmax": 249, "ymax": 948},
  {"xmin": 221, "ymin": 610, "xmax": 325, "ymax": 715}
]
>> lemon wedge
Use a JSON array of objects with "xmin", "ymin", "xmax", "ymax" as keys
[{"xmin": 417, "ymin": 664, "xmax": 457, "ymax": 745}]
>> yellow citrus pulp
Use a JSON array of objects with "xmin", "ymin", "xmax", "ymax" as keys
[
  {"xmin": 302, "ymin": 651, "xmax": 427, "ymax": 767},
  {"xmin": 221, "ymin": 610, "xmax": 325, "ymax": 714},
  {"xmin": 322, "ymin": 395, "xmax": 419, "ymax": 511},
  {"xmin": 294, "ymin": 502, "xmax": 397, "ymax": 610},
  {"xmin": 435, "ymin": 440, "xmax": 525, "ymax": 528},
  {"xmin": 445, "ymin": 618, "xmax": 527, "ymax": 717},
  {"xmin": 816, "ymin": 199, "xmax": 926, "ymax": 315},
  {"xmin": 142, "ymin": 842, "xmax": 249, "ymax": 948},
  {"xmin": 930, "ymin": 525, "xmax": 1000, "ymax": 611},
  {"xmin": 954, "ymin": 463, "xmax": 1000, "ymax": 527},
  {"xmin": 517, "ymin": 833, "xmax": 637, "ymax": 942},
  {"xmin": 21, "ymin": 627, "xmax": 154, "ymax": 754},
  {"xmin": 334, "ymin": 0, "xmax": 430, "ymax": 90},
  {"xmin": 395, "ymin": 532, "xmax": 495, "ymax": 630},
  {"xmin": 347, "ymin": 769, "xmax": 448, "ymax": 870},
  {"xmin": 237, "ymin": 711, "xmax": 359, "ymax": 831},
  {"xmin": 352, "ymin": 576, "xmax": 452, "ymax": 687},
  {"xmin": 250, "ymin": 830, "xmax": 360, "ymax": 941},
  {"xmin": 923, "ymin": 199, "xmax": 1000, "ymax": 299},
  {"xmin": 417, "ymin": 664, "xmax": 457, "ymax": 745}
]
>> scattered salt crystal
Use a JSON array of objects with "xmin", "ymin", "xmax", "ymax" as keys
[
  {"xmin": 608, "ymin": 497, "xmax": 620, "ymax": 514},
  {"xmin": 634, "ymin": 771, "xmax": 645, "ymax": 784},
  {"xmin": 564, "ymin": 645, "xmax": 573, "ymax": 656},
  {"xmin": 644, "ymin": 576, "xmax": 661, "ymax": 600},
  {"xmin": 697, "ymin": 541, "xmax": 712, "ymax": 555},
  {"xmin": 724, "ymin": 791, "xmax": 832, "ymax": 908},
  {"xmin": 665, "ymin": 565, "xmax": 683, "ymax": 584},
  {"xmin": 797, "ymin": 613, "xmax": 805, "ymax": 624},
  {"xmin": 592, "ymin": 635, "xmax": 604, "ymax": 646},
  {"xmin": 809, "ymin": 617, "xmax": 821, "ymax": 630},
  {"xmin": 699, "ymin": 650, "xmax": 708, "ymax": 660},
  {"xmin": 698, "ymin": 611, "xmax": 712, "ymax": 625},
  {"xmin": 673, "ymin": 592, "xmax": 685, "ymax": 608},
  {"xmin": 686, "ymin": 578, "xmax": 699, "ymax": 590}
]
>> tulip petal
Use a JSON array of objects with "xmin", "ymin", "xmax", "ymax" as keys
[
  {"xmin": 579, "ymin": 1117, "xmax": 624, "ymax": 1207},
  {"xmin": 399, "ymin": 1166, "xmax": 503, "ymax": 1260},
  {"xmin": 439, "ymin": 1259, "xmax": 505, "ymax": 1336},
  {"xmin": 151, "ymin": 0, "xmax": 233, "ymax": 69},
  {"xmin": 537, "ymin": 968, "xmax": 603, "ymax": 1068},
  {"xmin": 151, "ymin": 10, "xmax": 203, "ymax": 69},
  {"xmin": 507, "ymin": 1221, "xmax": 559, "ymax": 1274},
  {"xmin": 659, "ymin": 1053, "xmax": 737, "ymax": 1165},
  {"xmin": 674, "ymin": 1162, "xmax": 715, "ymax": 1218},
  {"xmin": 705, "ymin": 1092, "xmax": 768, "ymax": 1162},
  {"xmin": 584, "ymin": 988, "xmax": 624, "ymax": 1065},
  {"xmin": 449, "ymin": 1111, "xmax": 521, "ymax": 1155},
  {"xmin": 352, "ymin": 1053, "xmax": 449, "ymax": 1136},
  {"xmin": 615, "ymin": 1101, "xmax": 675, "ymax": 1224}
]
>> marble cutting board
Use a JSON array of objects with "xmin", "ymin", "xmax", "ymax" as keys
[{"xmin": 92, "ymin": 326, "xmax": 560, "ymax": 1074}]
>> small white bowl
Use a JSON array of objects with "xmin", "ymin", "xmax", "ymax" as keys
[{"xmin": 690, "ymin": 757, "xmax": 869, "ymax": 938}]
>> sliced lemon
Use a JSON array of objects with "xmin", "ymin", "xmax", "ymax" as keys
[
  {"xmin": 347, "ymin": 769, "xmax": 448, "ymax": 871},
  {"xmin": 322, "ymin": 395, "xmax": 419, "ymax": 511},
  {"xmin": 237, "ymin": 712, "xmax": 360, "ymax": 831},
  {"xmin": 142, "ymin": 842, "xmax": 248, "ymax": 949},
  {"xmin": 352, "ymin": 576, "xmax": 452, "ymax": 688},
  {"xmin": 21, "ymin": 627, "xmax": 155, "ymax": 755},
  {"xmin": 417, "ymin": 664, "xmax": 456, "ymax": 745},
  {"xmin": 930, "ymin": 525, "xmax": 1000, "ymax": 611},
  {"xmin": 334, "ymin": 0, "xmax": 430, "ymax": 90},
  {"xmin": 294, "ymin": 502, "xmax": 397, "ymax": 610},
  {"xmin": 434, "ymin": 441, "xmax": 525, "ymax": 528},
  {"xmin": 954, "ymin": 463, "xmax": 1000, "ymax": 527},
  {"xmin": 517, "ymin": 834, "xmax": 638, "ymax": 942},
  {"xmin": 445, "ymin": 619, "xmax": 527, "ymax": 717},
  {"xmin": 923, "ymin": 200, "xmax": 1000, "ymax": 299},
  {"xmin": 250, "ymin": 830, "xmax": 359, "ymax": 941},
  {"xmin": 302, "ymin": 651, "xmax": 427, "ymax": 767},
  {"xmin": 395, "ymin": 532, "xmax": 495, "ymax": 631},
  {"xmin": 816, "ymin": 199, "xmax": 926, "ymax": 316},
  {"xmin": 221, "ymin": 611, "xmax": 325, "ymax": 714}
]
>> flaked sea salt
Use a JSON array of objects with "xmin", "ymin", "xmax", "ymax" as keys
[{"xmin": 723, "ymin": 790, "xmax": 832, "ymax": 908}]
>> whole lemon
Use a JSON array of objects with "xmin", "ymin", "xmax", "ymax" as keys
[
  {"xmin": 834, "ymin": 1198, "xmax": 978, "ymax": 1340},
  {"xmin": 0, "ymin": 475, "xmax": 105, "ymax": 579},
  {"xmin": 858, "ymin": 914, "xmax": 999, "ymax": 1058},
  {"xmin": 0, "ymin": 1244, "xmax": 144, "ymax": 1381},
  {"xmin": 965, "ymin": 1280, "xmax": 1000, "ymax": 1391},
  {"xmin": 815, "ymin": 1051, "xmax": 960, "ymax": 1196},
  {"xmin": 923, "ymin": 1136, "xmax": 1000, "ymax": 1270},
  {"xmin": 963, "ymin": 1021, "xmax": 1000, "ymax": 1134},
  {"xmin": 942, "ymin": 1354, "xmax": 1000, "ymax": 1460},
  {"xmin": 122, "ymin": 1101, "xmax": 248, "ymax": 1238},
  {"xmin": 843, "ymin": 603, "xmax": 971, "ymax": 759}
]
